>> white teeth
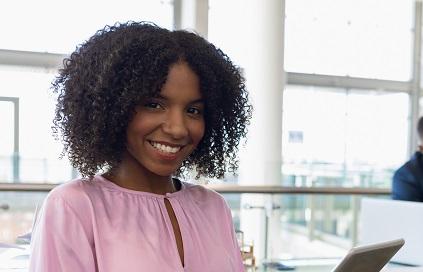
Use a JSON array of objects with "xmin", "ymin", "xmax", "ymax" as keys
[{"xmin": 150, "ymin": 141, "xmax": 181, "ymax": 154}]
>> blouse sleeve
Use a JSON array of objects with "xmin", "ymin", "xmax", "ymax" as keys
[{"xmin": 29, "ymin": 195, "xmax": 96, "ymax": 272}]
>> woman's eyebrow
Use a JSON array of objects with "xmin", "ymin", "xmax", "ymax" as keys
[
  {"xmin": 191, "ymin": 98, "xmax": 205, "ymax": 104},
  {"xmin": 152, "ymin": 94, "xmax": 167, "ymax": 100},
  {"xmin": 155, "ymin": 94, "xmax": 204, "ymax": 104}
]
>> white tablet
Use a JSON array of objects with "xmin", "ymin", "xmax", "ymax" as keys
[{"xmin": 331, "ymin": 238, "xmax": 405, "ymax": 272}]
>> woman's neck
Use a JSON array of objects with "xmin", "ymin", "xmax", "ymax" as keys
[{"xmin": 104, "ymin": 154, "xmax": 177, "ymax": 195}]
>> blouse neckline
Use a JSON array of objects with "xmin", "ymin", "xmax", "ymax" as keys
[{"xmin": 94, "ymin": 175, "xmax": 186, "ymax": 199}]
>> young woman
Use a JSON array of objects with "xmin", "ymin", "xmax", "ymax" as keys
[{"xmin": 29, "ymin": 22, "xmax": 252, "ymax": 272}]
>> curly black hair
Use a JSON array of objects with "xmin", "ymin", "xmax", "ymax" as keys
[{"xmin": 52, "ymin": 21, "xmax": 252, "ymax": 179}]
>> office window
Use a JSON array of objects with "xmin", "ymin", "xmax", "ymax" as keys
[
  {"xmin": 208, "ymin": 0, "xmax": 251, "ymax": 67},
  {"xmin": 282, "ymin": 86, "xmax": 409, "ymax": 188},
  {"xmin": 0, "ymin": 191, "xmax": 47, "ymax": 243},
  {"xmin": 0, "ymin": 0, "xmax": 173, "ymax": 54},
  {"xmin": 285, "ymin": 0, "xmax": 413, "ymax": 80},
  {"xmin": 0, "ymin": 67, "xmax": 72, "ymax": 183},
  {"xmin": 0, "ymin": 101, "xmax": 15, "ymax": 181}
]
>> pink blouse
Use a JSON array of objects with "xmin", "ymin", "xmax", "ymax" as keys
[{"xmin": 29, "ymin": 176, "xmax": 244, "ymax": 271}]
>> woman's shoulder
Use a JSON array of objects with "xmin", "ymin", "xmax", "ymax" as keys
[
  {"xmin": 182, "ymin": 181, "xmax": 227, "ymax": 205},
  {"xmin": 44, "ymin": 178, "xmax": 97, "ymax": 209}
]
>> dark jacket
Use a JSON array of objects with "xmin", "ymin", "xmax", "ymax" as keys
[{"xmin": 392, "ymin": 152, "xmax": 423, "ymax": 201}]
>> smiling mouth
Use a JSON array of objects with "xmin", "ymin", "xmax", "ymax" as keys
[{"xmin": 148, "ymin": 141, "xmax": 183, "ymax": 154}]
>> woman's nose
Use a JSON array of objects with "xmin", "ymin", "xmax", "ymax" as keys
[{"xmin": 162, "ymin": 111, "xmax": 189, "ymax": 139}]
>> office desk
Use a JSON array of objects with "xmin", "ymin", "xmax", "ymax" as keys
[
  {"xmin": 386, "ymin": 268, "xmax": 423, "ymax": 272},
  {"xmin": 0, "ymin": 246, "xmax": 28, "ymax": 272},
  {"xmin": 259, "ymin": 265, "xmax": 423, "ymax": 272},
  {"xmin": 258, "ymin": 259, "xmax": 423, "ymax": 272},
  {"xmin": 1, "ymin": 247, "xmax": 422, "ymax": 272}
]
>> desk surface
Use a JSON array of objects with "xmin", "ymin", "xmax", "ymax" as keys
[
  {"xmin": 386, "ymin": 268, "xmax": 423, "ymax": 272},
  {"xmin": 1, "ymin": 247, "xmax": 422, "ymax": 272},
  {"xmin": 258, "ymin": 259, "xmax": 423, "ymax": 272},
  {"xmin": 259, "ymin": 265, "xmax": 423, "ymax": 272}
]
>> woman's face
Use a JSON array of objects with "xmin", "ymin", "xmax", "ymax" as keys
[{"xmin": 125, "ymin": 61, "xmax": 205, "ymax": 177}]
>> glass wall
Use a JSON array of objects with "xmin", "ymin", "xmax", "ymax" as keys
[
  {"xmin": 284, "ymin": 0, "xmax": 414, "ymax": 80},
  {"xmin": 224, "ymin": 192, "xmax": 391, "ymax": 260},
  {"xmin": 282, "ymin": 86, "xmax": 409, "ymax": 188},
  {"xmin": 0, "ymin": 100, "xmax": 15, "ymax": 181},
  {"xmin": 0, "ymin": 68, "xmax": 71, "ymax": 183},
  {"xmin": 208, "ymin": 0, "xmax": 418, "ymax": 262},
  {"xmin": 281, "ymin": 0, "xmax": 414, "ymax": 189},
  {"xmin": 280, "ymin": 0, "xmax": 415, "ymax": 259},
  {"xmin": 0, "ymin": 0, "xmax": 173, "ymax": 54},
  {"xmin": 209, "ymin": 0, "xmax": 415, "ymax": 188},
  {"xmin": 0, "ymin": 191, "xmax": 47, "ymax": 244}
]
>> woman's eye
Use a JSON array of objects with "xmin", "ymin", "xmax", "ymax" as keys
[
  {"xmin": 187, "ymin": 107, "xmax": 202, "ymax": 115},
  {"xmin": 144, "ymin": 102, "xmax": 162, "ymax": 109}
]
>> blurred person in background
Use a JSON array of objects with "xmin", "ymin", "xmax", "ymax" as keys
[{"xmin": 392, "ymin": 116, "xmax": 423, "ymax": 201}]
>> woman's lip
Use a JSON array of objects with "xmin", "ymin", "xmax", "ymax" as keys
[{"xmin": 155, "ymin": 150, "xmax": 178, "ymax": 160}]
